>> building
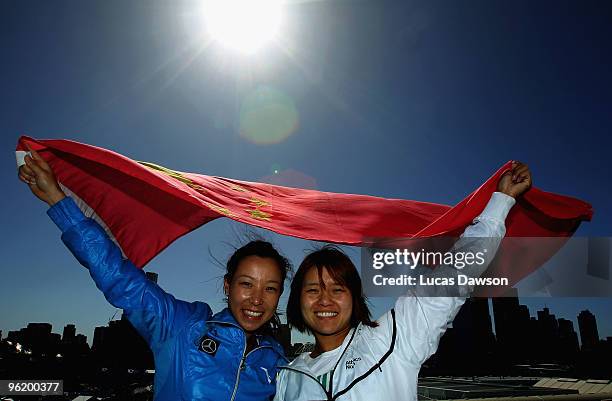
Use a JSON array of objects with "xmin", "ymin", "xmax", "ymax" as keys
[
  {"xmin": 145, "ymin": 271, "xmax": 158, "ymax": 283},
  {"xmin": 277, "ymin": 323, "xmax": 292, "ymax": 356},
  {"xmin": 63, "ymin": 324, "xmax": 76, "ymax": 343},
  {"xmin": 91, "ymin": 271, "xmax": 159, "ymax": 368},
  {"xmin": 578, "ymin": 309, "xmax": 599, "ymax": 351},
  {"xmin": 557, "ymin": 318, "xmax": 580, "ymax": 363}
]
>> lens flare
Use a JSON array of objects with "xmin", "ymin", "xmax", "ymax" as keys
[{"xmin": 239, "ymin": 86, "xmax": 299, "ymax": 144}]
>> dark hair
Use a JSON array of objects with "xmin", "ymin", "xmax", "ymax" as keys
[
  {"xmin": 225, "ymin": 240, "xmax": 292, "ymax": 335},
  {"xmin": 287, "ymin": 245, "xmax": 378, "ymax": 333}
]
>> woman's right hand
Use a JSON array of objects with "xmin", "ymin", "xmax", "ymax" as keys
[{"xmin": 18, "ymin": 148, "xmax": 66, "ymax": 206}]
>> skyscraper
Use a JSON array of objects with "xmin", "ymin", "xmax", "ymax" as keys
[
  {"xmin": 62, "ymin": 324, "xmax": 76, "ymax": 343},
  {"xmin": 492, "ymin": 288, "xmax": 524, "ymax": 363},
  {"xmin": 557, "ymin": 318, "xmax": 579, "ymax": 362},
  {"xmin": 277, "ymin": 323, "xmax": 292, "ymax": 356},
  {"xmin": 449, "ymin": 297, "xmax": 496, "ymax": 374},
  {"xmin": 577, "ymin": 310, "xmax": 599, "ymax": 351},
  {"xmin": 92, "ymin": 326, "xmax": 109, "ymax": 354}
]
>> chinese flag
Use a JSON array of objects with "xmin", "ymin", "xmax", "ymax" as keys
[{"xmin": 16, "ymin": 136, "xmax": 592, "ymax": 288}]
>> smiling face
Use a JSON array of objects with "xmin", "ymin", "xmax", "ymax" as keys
[
  {"xmin": 224, "ymin": 255, "xmax": 282, "ymax": 336},
  {"xmin": 300, "ymin": 266, "xmax": 353, "ymax": 345}
]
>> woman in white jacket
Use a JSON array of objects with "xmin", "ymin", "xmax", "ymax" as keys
[{"xmin": 274, "ymin": 162, "xmax": 532, "ymax": 401}]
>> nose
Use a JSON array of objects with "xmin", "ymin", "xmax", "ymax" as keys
[
  {"xmin": 250, "ymin": 287, "xmax": 264, "ymax": 306},
  {"xmin": 317, "ymin": 289, "xmax": 333, "ymax": 306}
]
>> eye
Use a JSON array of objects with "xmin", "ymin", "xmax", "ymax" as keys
[
  {"xmin": 240, "ymin": 281, "xmax": 253, "ymax": 288},
  {"xmin": 265, "ymin": 286, "xmax": 279, "ymax": 293},
  {"xmin": 332, "ymin": 287, "xmax": 345, "ymax": 293},
  {"xmin": 305, "ymin": 288, "xmax": 319, "ymax": 294}
]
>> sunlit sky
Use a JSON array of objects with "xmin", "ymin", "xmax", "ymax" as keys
[{"xmin": 1, "ymin": 0, "xmax": 611, "ymax": 345}]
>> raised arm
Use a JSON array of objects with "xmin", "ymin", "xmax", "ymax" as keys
[
  {"xmin": 18, "ymin": 149, "xmax": 211, "ymax": 349},
  {"xmin": 392, "ymin": 161, "xmax": 532, "ymax": 365}
]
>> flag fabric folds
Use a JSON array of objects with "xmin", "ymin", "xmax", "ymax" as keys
[{"xmin": 16, "ymin": 136, "xmax": 592, "ymax": 288}]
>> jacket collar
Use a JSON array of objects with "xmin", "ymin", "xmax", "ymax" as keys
[
  {"xmin": 282, "ymin": 327, "xmax": 358, "ymax": 371},
  {"xmin": 208, "ymin": 307, "xmax": 240, "ymax": 326},
  {"xmin": 206, "ymin": 308, "xmax": 286, "ymax": 358}
]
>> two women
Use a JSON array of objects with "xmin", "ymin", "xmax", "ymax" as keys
[
  {"xmin": 20, "ymin": 147, "xmax": 531, "ymax": 401},
  {"xmin": 19, "ymin": 149, "xmax": 291, "ymax": 401}
]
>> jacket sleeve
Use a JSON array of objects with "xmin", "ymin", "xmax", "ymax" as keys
[
  {"xmin": 47, "ymin": 197, "xmax": 212, "ymax": 349},
  {"xmin": 394, "ymin": 192, "xmax": 515, "ymax": 366}
]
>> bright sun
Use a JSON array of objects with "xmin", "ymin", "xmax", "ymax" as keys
[{"xmin": 202, "ymin": 0, "xmax": 282, "ymax": 54}]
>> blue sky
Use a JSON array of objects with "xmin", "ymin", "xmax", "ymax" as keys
[{"xmin": 1, "ymin": 0, "xmax": 611, "ymax": 345}]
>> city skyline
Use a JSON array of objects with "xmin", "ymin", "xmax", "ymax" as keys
[
  {"xmin": 3, "ymin": 294, "xmax": 610, "ymax": 350},
  {"xmin": 4, "ymin": 293, "xmax": 610, "ymax": 381}
]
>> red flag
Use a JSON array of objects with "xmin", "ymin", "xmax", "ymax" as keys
[{"xmin": 16, "ymin": 136, "xmax": 592, "ymax": 288}]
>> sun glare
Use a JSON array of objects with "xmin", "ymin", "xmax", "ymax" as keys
[{"xmin": 202, "ymin": 0, "xmax": 282, "ymax": 54}]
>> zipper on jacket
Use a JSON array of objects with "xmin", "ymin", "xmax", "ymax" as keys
[
  {"xmin": 275, "ymin": 329, "xmax": 357, "ymax": 401},
  {"xmin": 229, "ymin": 339, "xmax": 274, "ymax": 401},
  {"xmin": 204, "ymin": 319, "xmax": 279, "ymax": 401},
  {"xmin": 229, "ymin": 337, "xmax": 248, "ymax": 401},
  {"xmin": 328, "ymin": 327, "xmax": 358, "ymax": 395},
  {"xmin": 278, "ymin": 310, "xmax": 397, "ymax": 401}
]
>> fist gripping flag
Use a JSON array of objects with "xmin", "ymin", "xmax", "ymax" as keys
[{"xmin": 16, "ymin": 136, "xmax": 592, "ymax": 288}]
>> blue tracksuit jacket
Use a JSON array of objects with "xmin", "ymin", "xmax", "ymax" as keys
[{"xmin": 48, "ymin": 197, "xmax": 285, "ymax": 401}]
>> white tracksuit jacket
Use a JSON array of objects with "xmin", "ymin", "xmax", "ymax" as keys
[{"xmin": 274, "ymin": 192, "xmax": 515, "ymax": 401}]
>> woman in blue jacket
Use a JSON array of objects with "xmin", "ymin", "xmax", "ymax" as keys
[{"xmin": 19, "ymin": 148, "xmax": 290, "ymax": 401}]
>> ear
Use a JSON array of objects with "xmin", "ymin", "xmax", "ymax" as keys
[{"xmin": 223, "ymin": 277, "xmax": 230, "ymax": 296}]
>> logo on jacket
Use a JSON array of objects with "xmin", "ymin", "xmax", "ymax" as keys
[
  {"xmin": 199, "ymin": 336, "xmax": 219, "ymax": 356},
  {"xmin": 345, "ymin": 357, "xmax": 362, "ymax": 370},
  {"xmin": 260, "ymin": 367, "xmax": 272, "ymax": 384}
]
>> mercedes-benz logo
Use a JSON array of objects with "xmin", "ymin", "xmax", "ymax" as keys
[{"xmin": 199, "ymin": 336, "xmax": 218, "ymax": 355}]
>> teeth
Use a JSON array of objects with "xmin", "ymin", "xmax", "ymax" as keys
[
  {"xmin": 244, "ymin": 310, "xmax": 263, "ymax": 317},
  {"xmin": 316, "ymin": 312, "xmax": 338, "ymax": 318}
]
